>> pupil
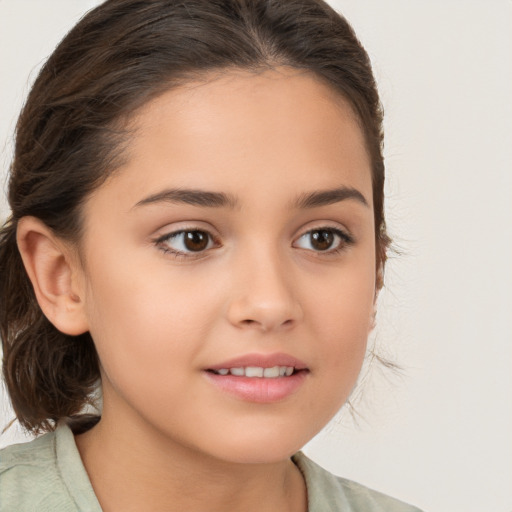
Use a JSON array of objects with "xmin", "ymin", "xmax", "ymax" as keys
[
  {"xmin": 311, "ymin": 230, "xmax": 334, "ymax": 251},
  {"xmin": 184, "ymin": 231, "xmax": 208, "ymax": 251}
]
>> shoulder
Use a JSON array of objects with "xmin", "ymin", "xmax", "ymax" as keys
[
  {"xmin": 293, "ymin": 452, "xmax": 424, "ymax": 512},
  {"xmin": 0, "ymin": 425, "xmax": 98, "ymax": 511},
  {"xmin": 0, "ymin": 429, "xmax": 76, "ymax": 511}
]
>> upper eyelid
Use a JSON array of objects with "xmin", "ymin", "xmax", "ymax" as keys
[
  {"xmin": 293, "ymin": 227, "xmax": 353, "ymax": 249},
  {"xmin": 154, "ymin": 222, "xmax": 218, "ymax": 239},
  {"xmin": 296, "ymin": 224, "xmax": 353, "ymax": 244},
  {"xmin": 155, "ymin": 228, "xmax": 219, "ymax": 245},
  {"xmin": 298, "ymin": 226, "xmax": 349, "ymax": 237},
  {"xmin": 155, "ymin": 224, "xmax": 349, "ymax": 239}
]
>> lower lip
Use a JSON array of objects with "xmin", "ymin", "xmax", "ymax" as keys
[{"xmin": 204, "ymin": 371, "xmax": 308, "ymax": 403}]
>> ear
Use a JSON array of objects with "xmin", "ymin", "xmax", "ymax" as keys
[{"xmin": 16, "ymin": 216, "xmax": 89, "ymax": 335}]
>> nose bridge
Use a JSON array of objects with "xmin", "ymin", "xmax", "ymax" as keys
[{"xmin": 226, "ymin": 237, "xmax": 302, "ymax": 331}]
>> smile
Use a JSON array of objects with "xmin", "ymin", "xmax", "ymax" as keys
[
  {"xmin": 204, "ymin": 354, "xmax": 308, "ymax": 403},
  {"xmin": 209, "ymin": 366, "xmax": 295, "ymax": 378}
]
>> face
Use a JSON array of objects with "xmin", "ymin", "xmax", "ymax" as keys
[{"xmin": 75, "ymin": 67, "xmax": 376, "ymax": 464}]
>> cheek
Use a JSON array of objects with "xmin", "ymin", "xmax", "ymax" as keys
[
  {"xmin": 314, "ymin": 260, "xmax": 375, "ymax": 328},
  {"xmin": 293, "ymin": 276, "xmax": 372, "ymax": 439},
  {"xmin": 82, "ymin": 254, "xmax": 222, "ymax": 375},
  {"xmin": 306, "ymin": 260, "xmax": 375, "ymax": 374}
]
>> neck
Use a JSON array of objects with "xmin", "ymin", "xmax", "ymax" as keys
[{"xmin": 74, "ymin": 411, "xmax": 307, "ymax": 512}]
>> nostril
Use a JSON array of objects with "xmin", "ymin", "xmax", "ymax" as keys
[{"xmin": 238, "ymin": 317, "xmax": 295, "ymax": 331}]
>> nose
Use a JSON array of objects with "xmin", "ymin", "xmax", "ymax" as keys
[{"xmin": 226, "ymin": 246, "xmax": 303, "ymax": 333}]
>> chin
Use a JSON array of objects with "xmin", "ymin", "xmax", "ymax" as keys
[{"xmin": 198, "ymin": 427, "xmax": 316, "ymax": 466}]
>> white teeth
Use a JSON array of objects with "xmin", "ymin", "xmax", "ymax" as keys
[
  {"xmin": 213, "ymin": 366, "xmax": 296, "ymax": 377},
  {"xmin": 245, "ymin": 366, "xmax": 264, "ymax": 377},
  {"xmin": 263, "ymin": 366, "xmax": 280, "ymax": 378}
]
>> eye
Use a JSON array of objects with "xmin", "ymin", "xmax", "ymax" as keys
[
  {"xmin": 155, "ymin": 229, "xmax": 217, "ymax": 257},
  {"xmin": 294, "ymin": 227, "xmax": 353, "ymax": 253}
]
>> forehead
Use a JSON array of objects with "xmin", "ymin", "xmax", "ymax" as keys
[{"xmin": 92, "ymin": 67, "xmax": 372, "ymax": 212}]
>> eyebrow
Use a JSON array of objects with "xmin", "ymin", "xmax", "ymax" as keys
[
  {"xmin": 291, "ymin": 186, "xmax": 368, "ymax": 209},
  {"xmin": 134, "ymin": 189, "xmax": 239, "ymax": 209},
  {"xmin": 133, "ymin": 186, "xmax": 368, "ymax": 210}
]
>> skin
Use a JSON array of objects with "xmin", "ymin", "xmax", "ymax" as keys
[{"xmin": 19, "ymin": 67, "xmax": 377, "ymax": 511}]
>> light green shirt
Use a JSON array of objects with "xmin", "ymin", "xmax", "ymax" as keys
[{"xmin": 0, "ymin": 425, "xmax": 423, "ymax": 511}]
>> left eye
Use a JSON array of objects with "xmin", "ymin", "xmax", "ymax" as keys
[
  {"xmin": 294, "ymin": 228, "xmax": 352, "ymax": 252},
  {"xmin": 158, "ymin": 230, "xmax": 216, "ymax": 254}
]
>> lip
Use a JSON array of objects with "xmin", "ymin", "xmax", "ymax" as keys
[{"xmin": 203, "ymin": 352, "xmax": 309, "ymax": 403}]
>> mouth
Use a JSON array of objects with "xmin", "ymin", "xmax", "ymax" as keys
[
  {"xmin": 203, "ymin": 354, "xmax": 309, "ymax": 403},
  {"xmin": 207, "ymin": 366, "xmax": 298, "ymax": 378}
]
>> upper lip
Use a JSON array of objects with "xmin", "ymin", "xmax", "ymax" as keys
[{"xmin": 206, "ymin": 352, "xmax": 308, "ymax": 371}]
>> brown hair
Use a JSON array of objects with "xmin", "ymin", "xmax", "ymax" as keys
[{"xmin": 0, "ymin": 0, "xmax": 389, "ymax": 434}]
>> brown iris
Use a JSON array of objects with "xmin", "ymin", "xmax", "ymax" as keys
[
  {"xmin": 310, "ymin": 229, "xmax": 335, "ymax": 251},
  {"xmin": 183, "ymin": 231, "xmax": 209, "ymax": 251}
]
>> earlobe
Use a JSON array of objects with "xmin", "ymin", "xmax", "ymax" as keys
[{"xmin": 16, "ymin": 216, "xmax": 89, "ymax": 336}]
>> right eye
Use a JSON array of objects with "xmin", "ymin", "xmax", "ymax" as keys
[
  {"xmin": 155, "ymin": 229, "xmax": 218, "ymax": 257},
  {"xmin": 293, "ymin": 227, "xmax": 354, "ymax": 254}
]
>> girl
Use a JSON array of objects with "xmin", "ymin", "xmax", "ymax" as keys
[{"xmin": 0, "ymin": 1, "xmax": 423, "ymax": 510}]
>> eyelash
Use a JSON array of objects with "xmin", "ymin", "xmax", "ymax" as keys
[{"xmin": 154, "ymin": 227, "xmax": 354, "ymax": 260}]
